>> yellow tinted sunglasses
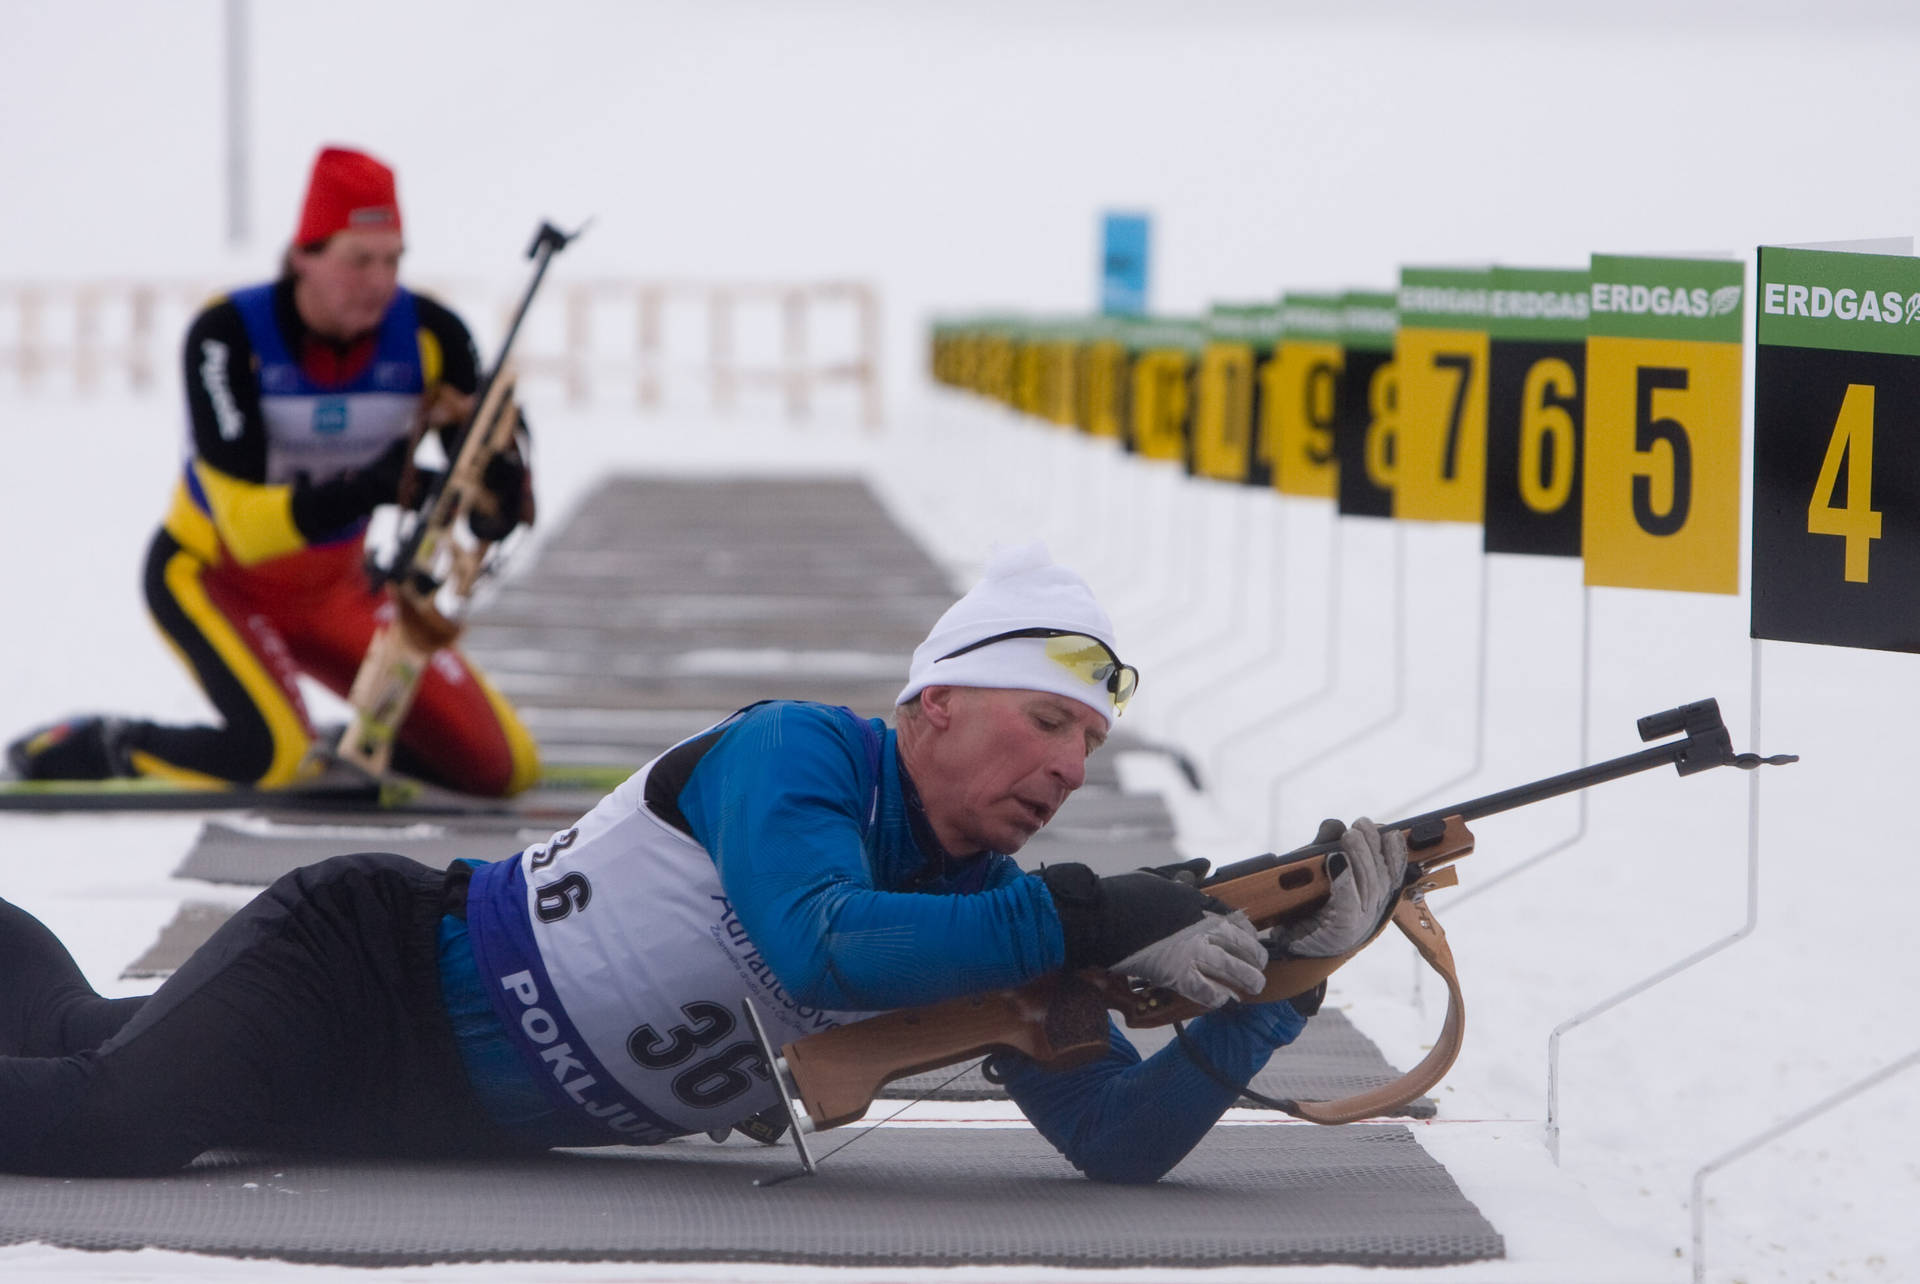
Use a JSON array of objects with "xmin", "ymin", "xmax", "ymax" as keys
[{"xmin": 937, "ymin": 628, "xmax": 1138, "ymax": 715}]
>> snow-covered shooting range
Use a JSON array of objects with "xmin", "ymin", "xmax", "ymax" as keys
[{"xmin": 2, "ymin": 1, "xmax": 1918, "ymax": 1281}]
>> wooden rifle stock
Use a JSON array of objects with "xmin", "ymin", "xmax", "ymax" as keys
[
  {"xmin": 783, "ymin": 973, "xmax": 1115, "ymax": 1130},
  {"xmin": 766, "ymin": 696, "xmax": 1797, "ymax": 1136}
]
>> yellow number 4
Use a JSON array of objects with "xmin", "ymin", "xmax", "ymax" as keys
[{"xmin": 1806, "ymin": 383, "xmax": 1882, "ymax": 584}]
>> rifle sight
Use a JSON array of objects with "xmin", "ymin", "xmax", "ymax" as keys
[{"xmin": 1636, "ymin": 697, "xmax": 1734, "ymax": 776}]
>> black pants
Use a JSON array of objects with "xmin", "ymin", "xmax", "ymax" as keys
[{"xmin": 0, "ymin": 852, "xmax": 521, "ymax": 1176}]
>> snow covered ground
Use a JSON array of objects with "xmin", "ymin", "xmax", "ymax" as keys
[
  {"xmin": 5, "ymin": 2, "xmax": 1920, "ymax": 1280},
  {"xmin": 3, "ymin": 389, "xmax": 1914, "ymax": 1284}
]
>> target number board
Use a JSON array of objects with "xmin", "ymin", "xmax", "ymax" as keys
[
  {"xmin": 1264, "ymin": 294, "xmax": 1343, "ymax": 499},
  {"xmin": 1126, "ymin": 320, "xmax": 1204, "ymax": 464},
  {"xmin": 1190, "ymin": 305, "xmax": 1281, "ymax": 484},
  {"xmin": 1335, "ymin": 291, "xmax": 1398, "ymax": 518},
  {"xmin": 1076, "ymin": 334, "xmax": 1130, "ymax": 441},
  {"xmin": 1582, "ymin": 255, "xmax": 1744, "ymax": 593},
  {"xmin": 1752, "ymin": 246, "xmax": 1920, "ymax": 651},
  {"xmin": 1391, "ymin": 268, "xmax": 1490, "ymax": 523},
  {"xmin": 1483, "ymin": 267, "xmax": 1588, "ymax": 557}
]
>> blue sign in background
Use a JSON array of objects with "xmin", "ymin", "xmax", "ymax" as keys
[{"xmin": 1101, "ymin": 212, "xmax": 1151, "ymax": 316}]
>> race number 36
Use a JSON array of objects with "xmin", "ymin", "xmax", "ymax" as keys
[
  {"xmin": 1581, "ymin": 256, "xmax": 1745, "ymax": 594},
  {"xmin": 1752, "ymin": 245, "xmax": 1920, "ymax": 651}
]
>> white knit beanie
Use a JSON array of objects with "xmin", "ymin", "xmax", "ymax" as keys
[{"xmin": 896, "ymin": 542, "xmax": 1126, "ymax": 727}]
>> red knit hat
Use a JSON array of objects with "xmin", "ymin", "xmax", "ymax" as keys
[{"xmin": 294, "ymin": 146, "xmax": 402, "ymax": 247}]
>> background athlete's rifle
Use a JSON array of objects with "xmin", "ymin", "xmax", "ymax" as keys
[
  {"xmin": 743, "ymin": 697, "xmax": 1796, "ymax": 1181},
  {"xmin": 334, "ymin": 221, "xmax": 584, "ymax": 781}
]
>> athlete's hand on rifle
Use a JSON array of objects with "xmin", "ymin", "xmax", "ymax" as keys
[
  {"xmin": 421, "ymin": 384, "xmax": 476, "ymax": 433},
  {"xmin": 1267, "ymin": 818, "xmax": 1408, "ymax": 959},
  {"xmin": 468, "ymin": 445, "xmax": 533, "ymax": 541},
  {"xmin": 1039, "ymin": 863, "xmax": 1267, "ymax": 1008},
  {"xmin": 421, "ymin": 381, "xmax": 534, "ymax": 542}
]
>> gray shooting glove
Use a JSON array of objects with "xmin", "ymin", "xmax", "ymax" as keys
[
  {"xmin": 1267, "ymin": 817, "xmax": 1409, "ymax": 959},
  {"xmin": 1110, "ymin": 908, "xmax": 1268, "ymax": 1009}
]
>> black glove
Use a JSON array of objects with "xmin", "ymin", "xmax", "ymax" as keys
[
  {"xmin": 467, "ymin": 450, "xmax": 532, "ymax": 542},
  {"xmin": 1039, "ymin": 863, "xmax": 1215, "ymax": 966},
  {"xmin": 290, "ymin": 438, "xmax": 417, "ymax": 538},
  {"xmin": 1039, "ymin": 863, "xmax": 1267, "ymax": 1008}
]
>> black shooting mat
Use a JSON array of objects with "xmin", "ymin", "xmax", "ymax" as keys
[{"xmin": 0, "ymin": 1125, "xmax": 1501, "ymax": 1268}]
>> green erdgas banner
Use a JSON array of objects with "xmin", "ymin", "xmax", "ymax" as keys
[
  {"xmin": 1279, "ymin": 294, "xmax": 1343, "ymax": 343},
  {"xmin": 1756, "ymin": 246, "xmax": 1920, "ymax": 356},
  {"xmin": 1484, "ymin": 266, "xmax": 1589, "ymax": 557},
  {"xmin": 1485, "ymin": 268, "xmax": 1589, "ymax": 344},
  {"xmin": 1588, "ymin": 254, "xmax": 1744, "ymax": 343},
  {"xmin": 1341, "ymin": 291, "xmax": 1397, "ymax": 354}
]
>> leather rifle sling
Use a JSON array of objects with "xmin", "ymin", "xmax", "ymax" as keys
[{"xmin": 1282, "ymin": 865, "xmax": 1464, "ymax": 1125}]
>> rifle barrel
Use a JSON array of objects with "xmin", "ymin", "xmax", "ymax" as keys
[
  {"xmin": 1389, "ymin": 739, "xmax": 1697, "ymax": 835},
  {"xmin": 1205, "ymin": 729, "xmax": 1726, "ymax": 887}
]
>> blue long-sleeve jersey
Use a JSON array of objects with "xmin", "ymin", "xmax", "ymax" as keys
[{"xmin": 448, "ymin": 700, "xmax": 1307, "ymax": 1181}]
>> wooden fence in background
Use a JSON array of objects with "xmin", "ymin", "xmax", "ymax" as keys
[{"xmin": 0, "ymin": 278, "xmax": 883, "ymax": 428}]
